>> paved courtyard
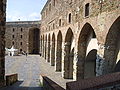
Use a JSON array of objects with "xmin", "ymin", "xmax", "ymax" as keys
[
  {"xmin": 1, "ymin": 55, "xmax": 42, "ymax": 90},
  {"xmin": 1, "ymin": 55, "xmax": 74, "ymax": 90}
]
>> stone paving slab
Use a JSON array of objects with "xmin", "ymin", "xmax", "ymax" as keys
[
  {"xmin": 1, "ymin": 55, "xmax": 43, "ymax": 90},
  {"xmin": 39, "ymin": 57, "xmax": 75, "ymax": 89}
]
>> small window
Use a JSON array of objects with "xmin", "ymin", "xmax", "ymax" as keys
[
  {"xmin": 21, "ymin": 35, "xmax": 22, "ymax": 38},
  {"xmin": 53, "ymin": 0, "xmax": 55, "ymax": 6},
  {"xmin": 13, "ymin": 28, "xmax": 15, "ymax": 32},
  {"xmin": 20, "ymin": 42, "xmax": 22, "ymax": 45},
  {"xmin": 12, "ymin": 41, "xmax": 14, "ymax": 45},
  {"xmin": 68, "ymin": 13, "xmax": 71, "ymax": 23},
  {"xmin": 12, "ymin": 35, "xmax": 14, "ymax": 38},
  {"xmin": 59, "ymin": 19, "xmax": 61, "ymax": 26},
  {"xmin": 49, "ymin": 4, "xmax": 51, "ymax": 11},
  {"xmin": 53, "ymin": 23, "xmax": 55, "ymax": 29},
  {"xmin": 20, "ymin": 49, "xmax": 22, "ymax": 52},
  {"xmin": 85, "ymin": 3, "xmax": 89, "ymax": 17},
  {"xmin": 21, "ymin": 28, "xmax": 23, "ymax": 32}
]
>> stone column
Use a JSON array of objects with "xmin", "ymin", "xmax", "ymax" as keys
[
  {"xmin": 62, "ymin": 42, "xmax": 71, "ymax": 79},
  {"xmin": 47, "ymin": 41, "xmax": 50, "ymax": 62},
  {"xmin": 50, "ymin": 41, "xmax": 55, "ymax": 66},
  {"xmin": 96, "ymin": 44, "xmax": 108, "ymax": 76},
  {"xmin": 55, "ymin": 41, "xmax": 62, "ymax": 71},
  {"xmin": 0, "ymin": 0, "xmax": 6, "ymax": 87}
]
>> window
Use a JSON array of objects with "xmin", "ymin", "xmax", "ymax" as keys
[
  {"xmin": 13, "ymin": 28, "xmax": 15, "ymax": 32},
  {"xmin": 20, "ymin": 42, "xmax": 22, "ymax": 45},
  {"xmin": 68, "ymin": 13, "xmax": 71, "ymax": 23},
  {"xmin": 21, "ymin": 35, "xmax": 22, "ymax": 38},
  {"xmin": 20, "ymin": 49, "xmax": 22, "ymax": 52},
  {"xmin": 12, "ymin": 41, "xmax": 14, "ymax": 45},
  {"xmin": 53, "ymin": 23, "xmax": 55, "ymax": 29},
  {"xmin": 12, "ymin": 35, "xmax": 14, "ymax": 38},
  {"xmin": 59, "ymin": 19, "xmax": 61, "ymax": 26},
  {"xmin": 49, "ymin": 4, "xmax": 51, "ymax": 11},
  {"xmin": 21, "ymin": 28, "xmax": 23, "ymax": 32},
  {"xmin": 53, "ymin": 0, "xmax": 55, "ymax": 6},
  {"xmin": 85, "ymin": 3, "xmax": 89, "ymax": 17}
]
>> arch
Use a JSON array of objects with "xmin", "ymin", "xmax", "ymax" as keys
[
  {"xmin": 64, "ymin": 28, "xmax": 74, "ymax": 79},
  {"xmin": 84, "ymin": 49, "xmax": 97, "ymax": 78},
  {"xmin": 42, "ymin": 35, "xmax": 45, "ymax": 57},
  {"xmin": 47, "ymin": 34, "xmax": 51, "ymax": 62},
  {"xmin": 40, "ymin": 35, "xmax": 43, "ymax": 55},
  {"xmin": 45, "ymin": 35, "xmax": 47, "ymax": 59},
  {"xmin": 104, "ymin": 16, "xmax": 120, "ymax": 74},
  {"xmin": 56, "ymin": 31, "xmax": 62, "ymax": 71},
  {"xmin": 50, "ymin": 33, "xmax": 55, "ymax": 66},
  {"xmin": 77, "ymin": 23, "xmax": 98, "ymax": 80},
  {"xmin": 28, "ymin": 28, "xmax": 40, "ymax": 54}
]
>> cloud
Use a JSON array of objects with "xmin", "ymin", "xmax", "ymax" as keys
[{"xmin": 6, "ymin": 11, "xmax": 40, "ymax": 21}]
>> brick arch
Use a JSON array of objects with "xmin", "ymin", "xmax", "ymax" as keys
[
  {"xmin": 103, "ymin": 16, "xmax": 120, "ymax": 74},
  {"xmin": 28, "ymin": 28, "xmax": 40, "ymax": 54},
  {"xmin": 47, "ymin": 33, "xmax": 51, "ymax": 62},
  {"xmin": 50, "ymin": 33, "xmax": 56, "ymax": 66},
  {"xmin": 77, "ymin": 23, "xmax": 98, "ymax": 80},
  {"xmin": 55, "ymin": 30, "xmax": 62, "ymax": 71},
  {"xmin": 63, "ymin": 28, "xmax": 74, "ymax": 79}
]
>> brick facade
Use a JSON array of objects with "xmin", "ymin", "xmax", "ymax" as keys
[
  {"xmin": 5, "ymin": 21, "xmax": 40, "ymax": 54},
  {"xmin": 40, "ymin": 0, "xmax": 120, "ymax": 81}
]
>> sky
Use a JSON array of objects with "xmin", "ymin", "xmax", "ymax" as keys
[{"xmin": 6, "ymin": 0, "xmax": 47, "ymax": 21}]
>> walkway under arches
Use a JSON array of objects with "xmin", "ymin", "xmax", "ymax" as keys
[
  {"xmin": 77, "ymin": 23, "xmax": 98, "ymax": 80},
  {"xmin": 50, "ymin": 33, "xmax": 55, "ymax": 66},
  {"xmin": 56, "ymin": 31, "xmax": 62, "ymax": 71},
  {"xmin": 63, "ymin": 28, "xmax": 74, "ymax": 79},
  {"xmin": 28, "ymin": 28, "xmax": 40, "ymax": 54},
  {"xmin": 104, "ymin": 16, "xmax": 120, "ymax": 74}
]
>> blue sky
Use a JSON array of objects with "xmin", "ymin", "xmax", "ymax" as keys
[{"xmin": 6, "ymin": 0, "xmax": 47, "ymax": 21}]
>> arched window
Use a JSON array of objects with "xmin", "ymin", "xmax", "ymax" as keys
[
  {"xmin": 13, "ymin": 28, "xmax": 15, "ymax": 32},
  {"xmin": 12, "ymin": 41, "xmax": 14, "ymax": 45},
  {"xmin": 21, "ymin": 28, "xmax": 23, "ymax": 32},
  {"xmin": 85, "ymin": 3, "xmax": 89, "ymax": 17}
]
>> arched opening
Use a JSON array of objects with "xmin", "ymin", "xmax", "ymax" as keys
[
  {"xmin": 42, "ymin": 35, "xmax": 45, "ymax": 57},
  {"xmin": 64, "ymin": 28, "xmax": 74, "ymax": 79},
  {"xmin": 47, "ymin": 34, "xmax": 50, "ymax": 62},
  {"xmin": 104, "ymin": 16, "xmax": 120, "ymax": 74},
  {"xmin": 45, "ymin": 35, "xmax": 47, "ymax": 59},
  {"xmin": 77, "ymin": 23, "xmax": 98, "ymax": 80},
  {"xmin": 40, "ymin": 36, "xmax": 43, "ymax": 55},
  {"xmin": 28, "ymin": 28, "xmax": 40, "ymax": 54},
  {"xmin": 51, "ymin": 33, "xmax": 55, "ymax": 66},
  {"xmin": 84, "ymin": 49, "xmax": 97, "ymax": 78},
  {"xmin": 56, "ymin": 31, "xmax": 62, "ymax": 71}
]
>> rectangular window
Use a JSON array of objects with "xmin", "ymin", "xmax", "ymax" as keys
[
  {"xmin": 85, "ymin": 3, "xmax": 89, "ymax": 17},
  {"xmin": 12, "ymin": 35, "xmax": 14, "ymax": 38},
  {"xmin": 20, "ymin": 42, "xmax": 22, "ymax": 45},
  {"xmin": 21, "ymin": 35, "xmax": 22, "ymax": 38}
]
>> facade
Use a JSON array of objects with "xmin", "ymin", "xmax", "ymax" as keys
[
  {"xmin": 40, "ymin": 0, "xmax": 120, "ymax": 81},
  {"xmin": 5, "ymin": 21, "xmax": 40, "ymax": 54}
]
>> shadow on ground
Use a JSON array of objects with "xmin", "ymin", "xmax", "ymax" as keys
[{"xmin": 0, "ymin": 81, "xmax": 43, "ymax": 90}]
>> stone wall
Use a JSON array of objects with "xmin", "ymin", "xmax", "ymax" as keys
[
  {"xmin": 40, "ymin": 0, "xmax": 120, "ymax": 81},
  {"xmin": 0, "ymin": 0, "xmax": 6, "ymax": 87},
  {"xmin": 5, "ymin": 21, "xmax": 40, "ymax": 54}
]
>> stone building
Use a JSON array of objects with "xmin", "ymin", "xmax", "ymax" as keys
[
  {"xmin": 40, "ymin": 0, "xmax": 120, "ymax": 81},
  {"xmin": 5, "ymin": 21, "xmax": 40, "ymax": 54}
]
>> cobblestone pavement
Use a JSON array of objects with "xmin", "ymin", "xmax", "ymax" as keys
[{"xmin": 1, "ymin": 55, "xmax": 42, "ymax": 90}]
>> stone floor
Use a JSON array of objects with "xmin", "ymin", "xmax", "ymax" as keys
[
  {"xmin": 39, "ymin": 57, "xmax": 75, "ymax": 89},
  {"xmin": 0, "ymin": 55, "xmax": 74, "ymax": 90},
  {"xmin": 1, "ymin": 55, "xmax": 42, "ymax": 90}
]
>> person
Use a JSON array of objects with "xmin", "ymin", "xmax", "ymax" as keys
[{"xmin": 26, "ymin": 52, "xmax": 27, "ymax": 57}]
